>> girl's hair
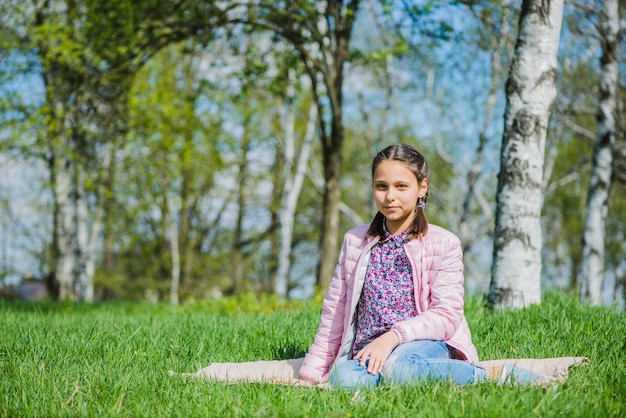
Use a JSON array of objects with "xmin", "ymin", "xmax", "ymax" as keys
[{"xmin": 367, "ymin": 144, "xmax": 430, "ymax": 240}]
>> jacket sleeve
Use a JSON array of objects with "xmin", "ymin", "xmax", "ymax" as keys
[
  {"xmin": 298, "ymin": 238, "xmax": 349, "ymax": 384},
  {"xmin": 390, "ymin": 237, "xmax": 465, "ymax": 344}
]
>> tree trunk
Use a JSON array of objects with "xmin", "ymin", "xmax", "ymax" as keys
[
  {"xmin": 317, "ymin": 119, "xmax": 343, "ymax": 290},
  {"xmin": 232, "ymin": 126, "xmax": 250, "ymax": 294},
  {"xmin": 247, "ymin": 1, "xmax": 360, "ymax": 292},
  {"xmin": 37, "ymin": 0, "xmax": 80, "ymax": 301},
  {"xmin": 79, "ymin": 141, "xmax": 114, "ymax": 302},
  {"xmin": 275, "ymin": 82, "xmax": 316, "ymax": 298},
  {"xmin": 268, "ymin": 139, "xmax": 282, "ymax": 294},
  {"xmin": 102, "ymin": 141, "xmax": 117, "ymax": 299},
  {"xmin": 488, "ymin": 0, "xmax": 564, "ymax": 309},
  {"xmin": 577, "ymin": 0, "xmax": 618, "ymax": 305},
  {"xmin": 170, "ymin": 205, "xmax": 181, "ymax": 305},
  {"xmin": 458, "ymin": 5, "xmax": 513, "ymax": 251},
  {"xmin": 314, "ymin": 1, "xmax": 356, "ymax": 291},
  {"xmin": 53, "ymin": 155, "xmax": 76, "ymax": 301}
]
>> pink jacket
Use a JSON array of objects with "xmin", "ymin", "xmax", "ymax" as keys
[{"xmin": 299, "ymin": 223, "xmax": 479, "ymax": 384}]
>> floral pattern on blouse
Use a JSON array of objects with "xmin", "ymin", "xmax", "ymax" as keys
[{"xmin": 352, "ymin": 223, "xmax": 418, "ymax": 356}]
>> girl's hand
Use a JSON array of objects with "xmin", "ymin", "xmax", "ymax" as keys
[{"xmin": 354, "ymin": 331, "xmax": 400, "ymax": 375}]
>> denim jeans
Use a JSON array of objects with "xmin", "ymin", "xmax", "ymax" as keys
[{"xmin": 329, "ymin": 340, "xmax": 487, "ymax": 391}]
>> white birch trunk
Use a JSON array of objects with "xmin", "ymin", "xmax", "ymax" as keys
[
  {"xmin": 55, "ymin": 156, "xmax": 75, "ymax": 301},
  {"xmin": 56, "ymin": 141, "xmax": 111, "ymax": 302},
  {"xmin": 275, "ymin": 70, "xmax": 317, "ymax": 298},
  {"xmin": 83, "ymin": 217, "xmax": 100, "ymax": 303},
  {"xmin": 577, "ymin": 0, "xmax": 618, "ymax": 305},
  {"xmin": 71, "ymin": 165, "xmax": 100, "ymax": 302},
  {"xmin": 489, "ymin": 0, "xmax": 564, "ymax": 309},
  {"xmin": 81, "ymin": 143, "xmax": 113, "ymax": 302},
  {"xmin": 169, "ymin": 189, "xmax": 181, "ymax": 305}
]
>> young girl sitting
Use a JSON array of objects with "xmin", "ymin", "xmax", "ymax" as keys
[{"xmin": 298, "ymin": 144, "xmax": 488, "ymax": 390}]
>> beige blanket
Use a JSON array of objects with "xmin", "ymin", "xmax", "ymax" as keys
[{"xmin": 172, "ymin": 356, "xmax": 588, "ymax": 387}]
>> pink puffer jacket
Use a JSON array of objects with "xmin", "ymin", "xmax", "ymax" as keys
[{"xmin": 299, "ymin": 223, "xmax": 479, "ymax": 384}]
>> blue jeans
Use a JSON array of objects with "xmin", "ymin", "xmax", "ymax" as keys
[{"xmin": 330, "ymin": 340, "xmax": 487, "ymax": 391}]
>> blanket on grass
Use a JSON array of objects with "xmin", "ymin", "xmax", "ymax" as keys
[{"xmin": 171, "ymin": 356, "xmax": 589, "ymax": 387}]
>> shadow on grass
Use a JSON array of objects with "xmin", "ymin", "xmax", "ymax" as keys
[{"xmin": 271, "ymin": 342, "xmax": 307, "ymax": 360}]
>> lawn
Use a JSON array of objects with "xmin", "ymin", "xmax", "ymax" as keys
[{"xmin": 1, "ymin": 292, "xmax": 624, "ymax": 417}]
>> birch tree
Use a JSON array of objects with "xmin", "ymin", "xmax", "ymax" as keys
[
  {"xmin": 453, "ymin": 2, "xmax": 517, "ymax": 252},
  {"xmin": 489, "ymin": 0, "xmax": 564, "ymax": 309},
  {"xmin": 36, "ymin": 0, "xmax": 234, "ymax": 301},
  {"xmin": 32, "ymin": 0, "xmax": 105, "ymax": 301},
  {"xmin": 248, "ymin": 1, "xmax": 361, "ymax": 289},
  {"xmin": 576, "ymin": 0, "xmax": 620, "ymax": 305},
  {"xmin": 274, "ymin": 69, "xmax": 317, "ymax": 298},
  {"xmin": 123, "ymin": 40, "xmax": 228, "ymax": 301}
]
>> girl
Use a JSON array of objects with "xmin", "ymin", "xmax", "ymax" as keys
[{"xmin": 298, "ymin": 144, "xmax": 487, "ymax": 390}]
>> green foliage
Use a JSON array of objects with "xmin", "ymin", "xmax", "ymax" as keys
[
  {"xmin": 1, "ymin": 0, "xmax": 625, "ymax": 305},
  {"xmin": 0, "ymin": 291, "xmax": 624, "ymax": 416}
]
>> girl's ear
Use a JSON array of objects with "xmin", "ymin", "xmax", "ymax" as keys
[{"xmin": 418, "ymin": 178, "xmax": 429, "ymax": 198}]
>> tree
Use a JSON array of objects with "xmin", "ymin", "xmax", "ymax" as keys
[
  {"xmin": 31, "ymin": 0, "xmax": 110, "ymax": 301},
  {"xmin": 356, "ymin": 1, "xmax": 516, "ymax": 290},
  {"xmin": 123, "ymin": 41, "xmax": 224, "ymax": 302},
  {"xmin": 248, "ymin": 1, "xmax": 362, "ymax": 289},
  {"xmin": 452, "ymin": 2, "xmax": 517, "ymax": 253},
  {"xmin": 576, "ymin": 0, "xmax": 620, "ymax": 305},
  {"xmin": 274, "ymin": 68, "xmax": 317, "ymax": 298},
  {"xmin": 6, "ymin": 0, "xmax": 236, "ymax": 301},
  {"xmin": 489, "ymin": 0, "xmax": 564, "ymax": 309}
]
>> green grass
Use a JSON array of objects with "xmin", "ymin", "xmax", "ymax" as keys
[{"xmin": 1, "ymin": 292, "xmax": 624, "ymax": 417}]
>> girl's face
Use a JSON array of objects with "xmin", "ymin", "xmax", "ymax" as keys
[{"xmin": 373, "ymin": 160, "xmax": 428, "ymax": 235}]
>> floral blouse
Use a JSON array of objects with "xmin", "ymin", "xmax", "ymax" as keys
[{"xmin": 352, "ymin": 224, "xmax": 418, "ymax": 355}]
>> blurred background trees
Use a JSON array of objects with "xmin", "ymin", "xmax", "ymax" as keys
[{"xmin": 0, "ymin": 0, "xmax": 624, "ymax": 309}]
